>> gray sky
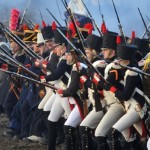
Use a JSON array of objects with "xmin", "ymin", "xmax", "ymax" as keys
[{"xmin": 0, "ymin": 0, "xmax": 150, "ymax": 38}]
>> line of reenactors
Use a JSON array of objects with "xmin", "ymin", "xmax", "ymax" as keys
[{"xmin": 0, "ymin": 7, "xmax": 150, "ymax": 150}]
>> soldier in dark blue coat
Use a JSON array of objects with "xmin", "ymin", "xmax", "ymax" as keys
[
  {"xmin": 8, "ymin": 26, "xmax": 37, "ymax": 138},
  {"xmin": 3, "ymin": 29, "xmax": 26, "ymax": 136}
]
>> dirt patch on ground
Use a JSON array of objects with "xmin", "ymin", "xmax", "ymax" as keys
[{"xmin": 0, "ymin": 113, "xmax": 64, "ymax": 150}]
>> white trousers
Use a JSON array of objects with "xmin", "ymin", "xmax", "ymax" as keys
[
  {"xmin": 113, "ymin": 105, "xmax": 144, "ymax": 141},
  {"xmin": 65, "ymin": 105, "xmax": 82, "ymax": 128},
  {"xmin": 43, "ymin": 93, "xmax": 56, "ymax": 111},
  {"xmin": 48, "ymin": 93, "xmax": 71, "ymax": 122},
  {"xmin": 80, "ymin": 108, "xmax": 104, "ymax": 129},
  {"xmin": 147, "ymin": 138, "xmax": 150, "ymax": 150},
  {"xmin": 95, "ymin": 103, "xmax": 125, "ymax": 137},
  {"xmin": 38, "ymin": 87, "xmax": 53, "ymax": 110}
]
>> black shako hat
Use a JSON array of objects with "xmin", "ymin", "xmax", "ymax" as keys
[
  {"xmin": 53, "ymin": 27, "xmax": 67, "ymax": 46},
  {"xmin": 131, "ymin": 38, "xmax": 149, "ymax": 56},
  {"xmin": 41, "ymin": 26, "xmax": 54, "ymax": 41},
  {"xmin": 101, "ymin": 33, "xmax": 118, "ymax": 50},
  {"xmin": 117, "ymin": 44, "xmax": 137, "ymax": 61},
  {"xmin": 85, "ymin": 34, "xmax": 103, "ymax": 52}
]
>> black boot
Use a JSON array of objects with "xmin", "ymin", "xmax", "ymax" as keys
[
  {"xmin": 47, "ymin": 121, "xmax": 57, "ymax": 150},
  {"xmin": 56, "ymin": 117, "xmax": 65, "ymax": 145},
  {"xmin": 141, "ymin": 141, "xmax": 148, "ymax": 150},
  {"xmin": 75, "ymin": 127, "xmax": 82, "ymax": 150},
  {"xmin": 64, "ymin": 125, "xmax": 76, "ymax": 150},
  {"xmin": 129, "ymin": 138, "xmax": 147, "ymax": 150},
  {"xmin": 96, "ymin": 136, "xmax": 110, "ymax": 150},
  {"xmin": 80, "ymin": 126, "xmax": 92, "ymax": 150},
  {"xmin": 108, "ymin": 129, "xmax": 122, "ymax": 150}
]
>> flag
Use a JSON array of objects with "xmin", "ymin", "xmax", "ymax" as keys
[
  {"xmin": 65, "ymin": 0, "xmax": 93, "ymax": 28},
  {"xmin": 64, "ymin": 0, "xmax": 93, "ymax": 38},
  {"xmin": 68, "ymin": 0, "xmax": 88, "ymax": 16}
]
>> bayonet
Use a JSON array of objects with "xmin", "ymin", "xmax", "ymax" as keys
[
  {"xmin": 46, "ymin": 8, "xmax": 62, "ymax": 27},
  {"xmin": 20, "ymin": 0, "xmax": 31, "ymax": 25},
  {"xmin": 111, "ymin": 0, "xmax": 126, "ymax": 43}
]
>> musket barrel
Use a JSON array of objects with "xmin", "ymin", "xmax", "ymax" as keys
[
  {"xmin": 46, "ymin": 8, "xmax": 62, "ymax": 27},
  {"xmin": 0, "ymin": 51, "xmax": 39, "ymax": 79},
  {"xmin": 0, "ymin": 22, "xmax": 41, "ymax": 59},
  {"xmin": 0, "ymin": 68, "xmax": 57, "ymax": 90},
  {"xmin": 20, "ymin": 0, "xmax": 31, "ymax": 25},
  {"xmin": 111, "ymin": 0, "xmax": 126, "ymax": 44},
  {"xmin": 95, "ymin": 55, "xmax": 150, "ymax": 77}
]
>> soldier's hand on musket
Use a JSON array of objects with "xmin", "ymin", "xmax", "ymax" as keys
[
  {"xmin": 80, "ymin": 75, "xmax": 88, "ymax": 84},
  {"xmin": 34, "ymin": 59, "xmax": 40, "ymax": 67},
  {"xmin": 1, "ymin": 63, "xmax": 8, "ymax": 70},
  {"xmin": 92, "ymin": 73, "xmax": 100, "ymax": 85},
  {"xmin": 35, "ymin": 58, "xmax": 44, "ymax": 67},
  {"xmin": 56, "ymin": 89, "xmax": 63, "ymax": 97},
  {"xmin": 72, "ymin": 62, "xmax": 82, "ymax": 71},
  {"xmin": 40, "ymin": 75, "xmax": 46, "ymax": 83}
]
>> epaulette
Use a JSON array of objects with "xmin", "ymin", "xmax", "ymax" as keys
[
  {"xmin": 125, "ymin": 67, "xmax": 139, "ymax": 76},
  {"xmin": 111, "ymin": 62, "xmax": 122, "ymax": 69},
  {"xmin": 93, "ymin": 60, "xmax": 108, "ymax": 68},
  {"xmin": 111, "ymin": 60, "xmax": 122, "ymax": 69}
]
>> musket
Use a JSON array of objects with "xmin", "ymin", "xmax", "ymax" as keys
[
  {"xmin": 24, "ymin": 17, "xmax": 34, "ymax": 29},
  {"xmin": 56, "ymin": 0, "xmax": 66, "ymax": 25},
  {"xmin": 80, "ymin": 0, "xmax": 103, "ymax": 36},
  {"xmin": 0, "ymin": 44, "xmax": 11, "ymax": 57},
  {"xmin": 0, "ymin": 45, "xmax": 23, "ymax": 64},
  {"xmin": 39, "ymin": 9, "xmax": 47, "ymax": 27},
  {"xmin": 46, "ymin": 8, "xmax": 62, "ymax": 27},
  {"xmin": 0, "ymin": 68, "xmax": 58, "ymax": 90},
  {"xmin": 111, "ymin": 0, "xmax": 126, "ymax": 44},
  {"xmin": 20, "ymin": 0, "xmax": 31, "ymax": 25},
  {"xmin": 63, "ymin": 0, "xmax": 86, "ymax": 55},
  {"xmin": 0, "ymin": 46, "xmax": 18, "ymax": 67},
  {"xmin": 62, "ymin": 0, "xmax": 85, "ymax": 42},
  {"xmin": 28, "ymin": 19, "xmax": 36, "ymax": 27},
  {"xmin": 0, "ymin": 55, "xmax": 13, "ymax": 66},
  {"xmin": 138, "ymin": 7, "xmax": 150, "ymax": 39},
  {"xmin": 39, "ymin": 9, "xmax": 44, "ymax": 21},
  {"xmin": 0, "ymin": 50, "xmax": 39, "ymax": 79},
  {"xmin": 95, "ymin": 55, "xmax": 150, "ymax": 78},
  {"xmin": 0, "ymin": 22, "xmax": 41, "ymax": 59},
  {"xmin": 98, "ymin": 0, "xmax": 105, "ymax": 24},
  {"xmin": 0, "ymin": 53, "xmax": 19, "ymax": 68},
  {"xmin": 56, "ymin": 27, "xmax": 107, "ymax": 83}
]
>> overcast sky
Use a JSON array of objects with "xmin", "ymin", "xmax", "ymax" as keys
[{"xmin": 0, "ymin": 0, "xmax": 149, "ymax": 38}]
